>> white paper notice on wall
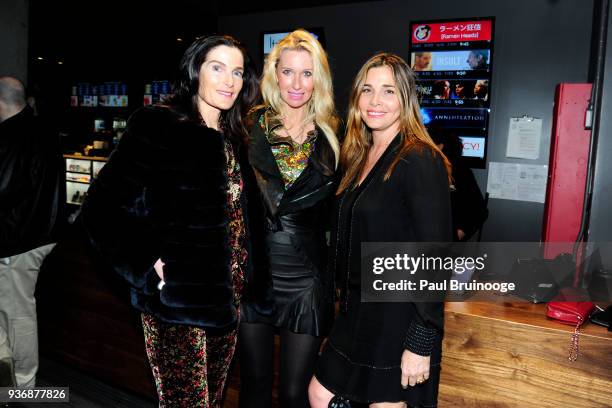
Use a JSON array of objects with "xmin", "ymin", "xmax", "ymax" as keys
[
  {"xmin": 505, "ymin": 116, "xmax": 543, "ymax": 159},
  {"xmin": 487, "ymin": 162, "xmax": 548, "ymax": 203}
]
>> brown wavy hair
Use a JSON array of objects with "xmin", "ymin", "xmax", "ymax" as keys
[{"xmin": 337, "ymin": 53, "xmax": 452, "ymax": 194}]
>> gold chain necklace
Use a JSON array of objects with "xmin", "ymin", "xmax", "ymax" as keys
[{"xmin": 282, "ymin": 121, "xmax": 308, "ymax": 144}]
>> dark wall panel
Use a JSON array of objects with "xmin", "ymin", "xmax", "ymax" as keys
[
  {"xmin": 587, "ymin": 0, "xmax": 612, "ymax": 253},
  {"xmin": 0, "ymin": 0, "xmax": 28, "ymax": 83}
]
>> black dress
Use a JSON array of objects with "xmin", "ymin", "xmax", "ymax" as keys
[
  {"xmin": 314, "ymin": 135, "xmax": 452, "ymax": 406},
  {"xmin": 241, "ymin": 110, "xmax": 337, "ymax": 337}
]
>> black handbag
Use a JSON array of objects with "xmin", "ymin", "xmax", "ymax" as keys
[
  {"xmin": 590, "ymin": 306, "xmax": 612, "ymax": 330},
  {"xmin": 587, "ymin": 268, "xmax": 612, "ymax": 302}
]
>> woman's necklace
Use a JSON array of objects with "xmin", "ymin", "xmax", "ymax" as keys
[{"xmin": 281, "ymin": 121, "xmax": 308, "ymax": 145}]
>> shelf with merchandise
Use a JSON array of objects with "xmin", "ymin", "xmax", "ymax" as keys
[{"xmin": 63, "ymin": 155, "xmax": 108, "ymax": 206}]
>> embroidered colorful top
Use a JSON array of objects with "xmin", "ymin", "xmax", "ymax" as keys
[
  {"xmin": 223, "ymin": 137, "xmax": 246, "ymax": 305},
  {"xmin": 259, "ymin": 112, "xmax": 317, "ymax": 188}
]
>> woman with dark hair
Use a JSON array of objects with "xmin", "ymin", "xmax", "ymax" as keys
[
  {"xmin": 239, "ymin": 29, "xmax": 340, "ymax": 408},
  {"xmin": 308, "ymin": 53, "xmax": 452, "ymax": 408},
  {"xmin": 432, "ymin": 80, "xmax": 450, "ymax": 100},
  {"xmin": 451, "ymin": 80, "xmax": 475, "ymax": 99},
  {"xmin": 81, "ymin": 35, "xmax": 262, "ymax": 407}
]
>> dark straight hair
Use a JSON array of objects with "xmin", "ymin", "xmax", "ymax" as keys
[{"xmin": 165, "ymin": 35, "xmax": 259, "ymax": 144}]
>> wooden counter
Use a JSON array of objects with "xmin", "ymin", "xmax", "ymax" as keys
[{"xmin": 439, "ymin": 301, "xmax": 612, "ymax": 408}]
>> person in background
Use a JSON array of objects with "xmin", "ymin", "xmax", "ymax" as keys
[
  {"xmin": 239, "ymin": 29, "xmax": 340, "ymax": 408},
  {"xmin": 473, "ymin": 79, "xmax": 489, "ymax": 101},
  {"xmin": 0, "ymin": 76, "xmax": 63, "ymax": 388},
  {"xmin": 308, "ymin": 53, "xmax": 452, "ymax": 408},
  {"xmin": 452, "ymin": 80, "xmax": 475, "ymax": 99},
  {"xmin": 428, "ymin": 128, "xmax": 488, "ymax": 242},
  {"xmin": 466, "ymin": 50, "xmax": 489, "ymax": 70},
  {"xmin": 432, "ymin": 80, "xmax": 450, "ymax": 99},
  {"xmin": 81, "ymin": 35, "xmax": 263, "ymax": 407},
  {"xmin": 411, "ymin": 52, "xmax": 432, "ymax": 71}
]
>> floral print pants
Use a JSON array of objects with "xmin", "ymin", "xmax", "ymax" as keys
[
  {"xmin": 142, "ymin": 312, "xmax": 239, "ymax": 408},
  {"xmin": 141, "ymin": 137, "xmax": 247, "ymax": 407}
]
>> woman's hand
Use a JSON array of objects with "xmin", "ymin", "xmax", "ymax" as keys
[
  {"xmin": 154, "ymin": 258, "xmax": 165, "ymax": 281},
  {"xmin": 400, "ymin": 349, "xmax": 430, "ymax": 388}
]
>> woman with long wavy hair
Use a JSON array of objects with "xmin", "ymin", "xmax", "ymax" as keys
[
  {"xmin": 309, "ymin": 53, "xmax": 452, "ymax": 408},
  {"xmin": 239, "ymin": 29, "xmax": 340, "ymax": 408}
]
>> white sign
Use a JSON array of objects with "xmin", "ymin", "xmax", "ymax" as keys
[
  {"xmin": 459, "ymin": 136, "xmax": 486, "ymax": 158},
  {"xmin": 487, "ymin": 162, "xmax": 548, "ymax": 203},
  {"xmin": 263, "ymin": 31, "xmax": 320, "ymax": 55},
  {"xmin": 506, "ymin": 116, "xmax": 543, "ymax": 160}
]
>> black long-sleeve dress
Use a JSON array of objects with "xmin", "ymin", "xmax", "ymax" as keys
[{"xmin": 314, "ymin": 135, "xmax": 452, "ymax": 405}]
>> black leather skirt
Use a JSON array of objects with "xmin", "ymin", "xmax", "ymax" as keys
[{"xmin": 241, "ymin": 213, "xmax": 334, "ymax": 337}]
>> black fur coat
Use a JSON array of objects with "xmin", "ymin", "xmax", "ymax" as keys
[{"xmin": 81, "ymin": 106, "xmax": 271, "ymax": 333}]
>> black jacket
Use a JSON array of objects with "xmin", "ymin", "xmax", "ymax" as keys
[
  {"xmin": 0, "ymin": 106, "xmax": 63, "ymax": 257},
  {"xmin": 81, "ymin": 106, "xmax": 271, "ymax": 332},
  {"xmin": 247, "ymin": 110, "xmax": 336, "ymax": 223},
  {"xmin": 243, "ymin": 110, "xmax": 337, "ymax": 334},
  {"xmin": 333, "ymin": 136, "xmax": 452, "ymax": 344}
]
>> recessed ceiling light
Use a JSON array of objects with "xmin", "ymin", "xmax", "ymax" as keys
[
  {"xmin": 37, "ymin": 57, "xmax": 44, "ymax": 60},
  {"xmin": 176, "ymin": 37, "xmax": 183, "ymax": 42}
]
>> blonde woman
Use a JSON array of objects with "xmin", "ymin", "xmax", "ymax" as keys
[
  {"xmin": 239, "ymin": 29, "xmax": 340, "ymax": 408},
  {"xmin": 309, "ymin": 53, "xmax": 452, "ymax": 408}
]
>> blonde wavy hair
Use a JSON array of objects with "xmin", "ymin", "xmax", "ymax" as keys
[
  {"xmin": 337, "ymin": 53, "xmax": 451, "ymax": 194},
  {"xmin": 258, "ymin": 29, "xmax": 340, "ymax": 165}
]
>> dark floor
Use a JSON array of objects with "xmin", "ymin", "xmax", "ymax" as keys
[
  {"xmin": 7, "ymin": 358, "xmax": 156, "ymax": 408},
  {"xmin": 4, "ymin": 358, "xmax": 366, "ymax": 408}
]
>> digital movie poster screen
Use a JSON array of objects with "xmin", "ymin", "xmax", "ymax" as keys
[
  {"xmin": 261, "ymin": 28, "xmax": 326, "ymax": 61},
  {"xmin": 410, "ymin": 17, "xmax": 495, "ymax": 168}
]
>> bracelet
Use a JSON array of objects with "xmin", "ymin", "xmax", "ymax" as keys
[{"xmin": 403, "ymin": 321, "xmax": 437, "ymax": 356}]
